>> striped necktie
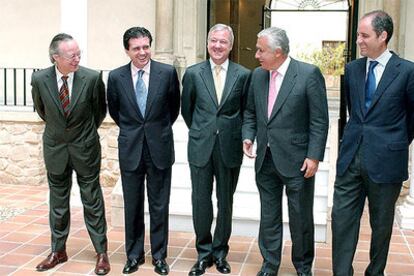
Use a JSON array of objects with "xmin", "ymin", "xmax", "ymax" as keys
[{"xmin": 60, "ymin": 76, "xmax": 70, "ymax": 117}]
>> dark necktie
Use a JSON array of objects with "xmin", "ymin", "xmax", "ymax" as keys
[
  {"xmin": 60, "ymin": 76, "xmax": 70, "ymax": 117},
  {"xmin": 135, "ymin": 70, "xmax": 147, "ymax": 116},
  {"xmin": 365, "ymin": 60, "xmax": 379, "ymax": 110}
]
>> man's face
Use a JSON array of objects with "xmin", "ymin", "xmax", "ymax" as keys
[
  {"xmin": 255, "ymin": 36, "xmax": 281, "ymax": 71},
  {"xmin": 357, "ymin": 16, "xmax": 387, "ymax": 59},
  {"xmin": 54, "ymin": 40, "xmax": 81, "ymax": 75},
  {"xmin": 125, "ymin": 37, "xmax": 151, "ymax": 68},
  {"xmin": 207, "ymin": 30, "xmax": 232, "ymax": 65}
]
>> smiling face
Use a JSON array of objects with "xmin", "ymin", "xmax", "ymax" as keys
[
  {"xmin": 53, "ymin": 40, "xmax": 81, "ymax": 75},
  {"xmin": 255, "ymin": 36, "xmax": 284, "ymax": 71},
  {"xmin": 207, "ymin": 29, "xmax": 232, "ymax": 65},
  {"xmin": 357, "ymin": 15, "xmax": 387, "ymax": 59},
  {"xmin": 125, "ymin": 36, "xmax": 151, "ymax": 68}
]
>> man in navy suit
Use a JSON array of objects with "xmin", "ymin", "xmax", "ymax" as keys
[
  {"xmin": 332, "ymin": 10, "xmax": 414, "ymax": 276},
  {"xmin": 107, "ymin": 27, "xmax": 180, "ymax": 275}
]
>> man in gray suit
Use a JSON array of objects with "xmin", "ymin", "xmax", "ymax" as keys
[
  {"xmin": 31, "ymin": 33, "xmax": 110, "ymax": 275},
  {"xmin": 181, "ymin": 24, "xmax": 250, "ymax": 276},
  {"xmin": 242, "ymin": 27, "xmax": 329, "ymax": 276}
]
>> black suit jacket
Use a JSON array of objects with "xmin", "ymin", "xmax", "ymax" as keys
[
  {"xmin": 31, "ymin": 66, "xmax": 106, "ymax": 175},
  {"xmin": 181, "ymin": 60, "xmax": 251, "ymax": 168},
  {"xmin": 337, "ymin": 54, "xmax": 414, "ymax": 183},
  {"xmin": 242, "ymin": 59, "xmax": 329, "ymax": 177},
  {"xmin": 107, "ymin": 60, "xmax": 180, "ymax": 171}
]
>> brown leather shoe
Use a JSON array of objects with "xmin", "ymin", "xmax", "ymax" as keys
[
  {"xmin": 95, "ymin": 253, "xmax": 110, "ymax": 275},
  {"xmin": 36, "ymin": 251, "xmax": 68, "ymax": 271}
]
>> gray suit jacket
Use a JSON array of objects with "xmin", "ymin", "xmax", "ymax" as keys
[
  {"xmin": 31, "ymin": 66, "xmax": 106, "ymax": 175},
  {"xmin": 181, "ymin": 60, "xmax": 251, "ymax": 168},
  {"xmin": 242, "ymin": 58, "xmax": 329, "ymax": 177}
]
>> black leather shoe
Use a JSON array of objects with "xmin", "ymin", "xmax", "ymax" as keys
[
  {"xmin": 215, "ymin": 258, "xmax": 231, "ymax": 274},
  {"xmin": 257, "ymin": 271, "xmax": 277, "ymax": 276},
  {"xmin": 188, "ymin": 258, "xmax": 213, "ymax": 276},
  {"xmin": 122, "ymin": 256, "xmax": 145, "ymax": 274},
  {"xmin": 297, "ymin": 273, "xmax": 312, "ymax": 276},
  {"xmin": 152, "ymin": 259, "xmax": 169, "ymax": 275}
]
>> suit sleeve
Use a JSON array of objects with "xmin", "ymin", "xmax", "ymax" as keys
[
  {"xmin": 306, "ymin": 67, "xmax": 329, "ymax": 161},
  {"xmin": 169, "ymin": 67, "xmax": 181, "ymax": 124},
  {"xmin": 93, "ymin": 71, "xmax": 106, "ymax": 127},
  {"xmin": 242, "ymin": 73, "xmax": 257, "ymax": 142},
  {"xmin": 181, "ymin": 70, "xmax": 195, "ymax": 128},
  {"xmin": 406, "ymin": 65, "xmax": 414, "ymax": 143},
  {"xmin": 106, "ymin": 72, "xmax": 120, "ymax": 126},
  {"xmin": 31, "ymin": 73, "xmax": 46, "ymax": 121}
]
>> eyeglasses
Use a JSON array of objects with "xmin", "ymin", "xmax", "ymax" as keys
[{"xmin": 60, "ymin": 51, "xmax": 82, "ymax": 61}]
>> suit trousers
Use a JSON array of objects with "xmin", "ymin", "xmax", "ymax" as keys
[
  {"xmin": 121, "ymin": 139, "xmax": 171, "ymax": 261},
  {"xmin": 47, "ymin": 162, "xmax": 107, "ymax": 253},
  {"xmin": 332, "ymin": 145, "xmax": 402, "ymax": 276},
  {"xmin": 256, "ymin": 148, "xmax": 315, "ymax": 275},
  {"xmin": 190, "ymin": 138, "xmax": 240, "ymax": 261}
]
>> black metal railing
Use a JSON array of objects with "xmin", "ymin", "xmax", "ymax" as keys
[{"xmin": 0, "ymin": 68, "xmax": 39, "ymax": 109}]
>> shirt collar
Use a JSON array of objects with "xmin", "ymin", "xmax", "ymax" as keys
[
  {"xmin": 271, "ymin": 56, "xmax": 291, "ymax": 77},
  {"xmin": 55, "ymin": 67, "xmax": 74, "ymax": 81},
  {"xmin": 367, "ymin": 49, "xmax": 392, "ymax": 67},
  {"xmin": 210, "ymin": 58, "xmax": 229, "ymax": 72},
  {"xmin": 131, "ymin": 60, "xmax": 151, "ymax": 76}
]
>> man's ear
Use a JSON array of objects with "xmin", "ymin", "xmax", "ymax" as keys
[{"xmin": 379, "ymin": 31, "xmax": 388, "ymax": 43}]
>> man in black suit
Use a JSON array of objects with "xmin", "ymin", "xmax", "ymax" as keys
[
  {"xmin": 32, "ymin": 33, "xmax": 110, "ymax": 275},
  {"xmin": 181, "ymin": 24, "xmax": 250, "ymax": 276},
  {"xmin": 107, "ymin": 27, "xmax": 180, "ymax": 275},
  {"xmin": 242, "ymin": 27, "xmax": 329, "ymax": 276},
  {"xmin": 332, "ymin": 10, "xmax": 414, "ymax": 276}
]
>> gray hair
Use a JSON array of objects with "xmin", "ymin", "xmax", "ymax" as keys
[
  {"xmin": 257, "ymin": 27, "xmax": 290, "ymax": 55},
  {"xmin": 208, "ymin": 23, "xmax": 234, "ymax": 47},
  {"xmin": 48, "ymin": 33, "xmax": 73, "ymax": 63}
]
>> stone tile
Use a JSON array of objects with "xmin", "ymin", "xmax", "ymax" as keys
[
  {"xmin": 11, "ymin": 244, "xmax": 49, "ymax": 256},
  {"xmin": 240, "ymin": 263, "xmax": 262, "ymax": 276},
  {"xmin": 56, "ymin": 260, "xmax": 94, "ymax": 274},
  {"xmin": 0, "ymin": 265, "xmax": 18, "ymax": 275},
  {"xmin": 1, "ymin": 232, "xmax": 37, "ymax": 243},
  {"xmin": 0, "ymin": 253, "xmax": 34, "ymax": 266},
  {"xmin": 0, "ymin": 241, "xmax": 21, "ymax": 254},
  {"xmin": 385, "ymin": 263, "xmax": 414, "ymax": 275}
]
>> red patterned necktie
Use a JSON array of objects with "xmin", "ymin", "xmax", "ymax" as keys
[{"xmin": 60, "ymin": 76, "xmax": 70, "ymax": 117}]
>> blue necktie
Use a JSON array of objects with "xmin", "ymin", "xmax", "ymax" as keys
[
  {"xmin": 365, "ymin": 60, "xmax": 379, "ymax": 110},
  {"xmin": 135, "ymin": 70, "xmax": 147, "ymax": 116}
]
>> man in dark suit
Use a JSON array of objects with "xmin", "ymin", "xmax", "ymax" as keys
[
  {"xmin": 242, "ymin": 27, "xmax": 329, "ymax": 276},
  {"xmin": 107, "ymin": 27, "xmax": 180, "ymax": 275},
  {"xmin": 332, "ymin": 10, "xmax": 414, "ymax": 276},
  {"xmin": 181, "ymin": 23, "xmax": 250, "ymax": 276},
  {"xmin": 31, "ymin": 33, "xmax": 110, "ymax": 275}
]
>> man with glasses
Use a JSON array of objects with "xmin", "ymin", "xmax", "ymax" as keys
[{"xmin": 31, "ymin": 33, "xmax": 110, "ymax": 275}]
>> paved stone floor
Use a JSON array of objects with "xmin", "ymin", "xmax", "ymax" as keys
[{"xmin": 0, "ymin": 184, "xmax": 413, "ymax": 275}]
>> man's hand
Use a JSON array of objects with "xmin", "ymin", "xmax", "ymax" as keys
[
  {"xmin": 243, "ymin": 140, "xmax": 256, "ymax": 158},
  {"xmin": 300, "ymin": 158, "xmax": 319, "ymax": 178}
]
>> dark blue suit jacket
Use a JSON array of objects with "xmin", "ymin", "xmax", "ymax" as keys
[
  {"xmin": 107, "ymin": 60, "xmax": 180, "ymax": 171},
  {"xmin": 337, "ymin": 54, "xmax": 414, "ymax": 183}
]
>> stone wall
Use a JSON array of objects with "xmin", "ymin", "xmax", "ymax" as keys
[{"xmin": 0, "ymin": 111, "xmax": 120, "ymax": 187}]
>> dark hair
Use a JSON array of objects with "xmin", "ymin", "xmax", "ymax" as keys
[
  {"xmin": 363, "ymin": 10, "xmax": 394, "ymax": 44},
  {"xmin": 123, "ymin": 27, "xmax": 153, "ymax": 50},
  {"xmin": 49, "ymin": 33, "xmax": 73, "ymax": 63}
]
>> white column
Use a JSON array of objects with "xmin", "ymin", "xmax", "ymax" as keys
[
  {"xmin": 60, "ymin": 0, "xmax": 88, "ymax": 65},
  {"xmin": 153, "ymin": 0, "xmax": 175, "ymax": 65},
  {"xmin": 396, "ymin": 145, "xmax": 414, "ymax": 229},
  {"xmin": 61, "ymin": 0, "xmax": 88, "ymax": 207}
]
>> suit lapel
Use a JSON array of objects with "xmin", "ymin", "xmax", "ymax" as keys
[
  {"xmin": 354, "ymin": 58, "xmax": 368, "ymax": 117},
  {"xmin": 68, "ymin": 68, "xmax": 87, "ymax": 115},
  {"xmin": 43, "ymin": 67, "xmax": 66, "ymax": 116},
  {"xmin": 146, "ymin": 60, "xmax": 161, "ymax": 117},
  {"xmin": 199, "ymin": 61, "xmax": 219, "ymax": 107},
  {"xmin": 218, "ymin": 61, "xmax": 238, "ymax": 110},
  {"xmin": 119, "ymin": 63, "xmax": 142, "ymax": 118},
  {"xmin": 255, "ymin": 68, "xmax": 270, "ymax": 123},
  {"xmin": 269, "ymin": 59, "xmax": 297, "ymax": 121},
  {"xmin": 366, "ymin": 54, "xmax": 400, "ymax": 114}
]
